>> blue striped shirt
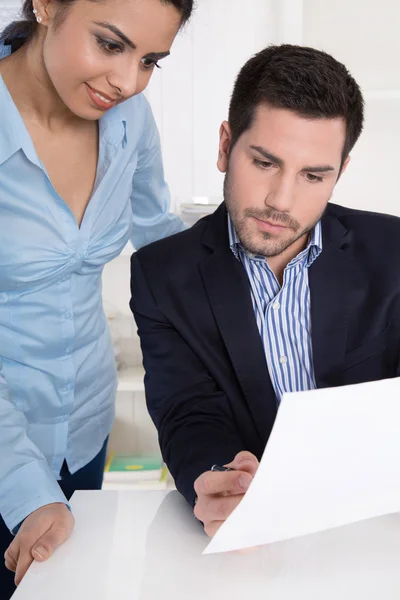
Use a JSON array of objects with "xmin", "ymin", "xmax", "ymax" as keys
[{"xmin": 228, "ymin": 215, "xmax": 322, "ymax": 402}]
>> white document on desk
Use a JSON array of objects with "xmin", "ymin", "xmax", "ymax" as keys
[{"xmin": 204, "ymin": 377, "xmax": 400, "ymax": 554}]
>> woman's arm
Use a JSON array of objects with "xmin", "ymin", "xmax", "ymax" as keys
[
  {"xmin": 0, "ymin": 362, "xmax": 69, "ymax": 534},
  {"xmin": 129, "ymin": 96, "xmax": 187, "ymax": 250}
]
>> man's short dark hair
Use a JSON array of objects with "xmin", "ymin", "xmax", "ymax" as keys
[{"xmin": 228, "ymin": 44, "xmax": 364, "ymax": 163}]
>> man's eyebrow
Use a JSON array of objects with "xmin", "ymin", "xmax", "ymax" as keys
[
  {"xmin": 250, "ymin": 145, "xmax": 284, "ymax": 168},
  {"xmin": 300, "ymin": 164, "xmax": 335, "ymax": 173},
  {"xmin": 250, "ymin": 145, "xmax": 336, "ymax": 173},
  {"xmin": 93, "ymin": 21, "xmax": 170, "ymax": 59}
]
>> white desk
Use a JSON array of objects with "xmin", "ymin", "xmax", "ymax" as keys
[{"xmin": 13, "ymin": 490, "xmax": 400, "ymax": 599}]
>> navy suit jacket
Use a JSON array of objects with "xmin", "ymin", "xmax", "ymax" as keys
[{"xmin": 130, "ymin": 203, "xmax": 400, "ymax": 507}]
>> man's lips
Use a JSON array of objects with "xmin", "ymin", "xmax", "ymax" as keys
[{"xmin": 252, "ymin": 216, "xmax": 289, "ymax": 232}]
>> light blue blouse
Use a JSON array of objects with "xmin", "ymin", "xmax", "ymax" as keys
[{"xmin": 0, "ymin": 42, "xmax": 185, "ymax": 531}]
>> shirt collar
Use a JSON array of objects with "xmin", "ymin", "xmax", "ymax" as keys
[
  {"xmin": 228, "ymin": 213, "xmax": 323, "ymax": 268},
  {"xmin": 0, "ymin": 40, "xmax": 11, "ymax": 59},
  {"xmin": 0, "ymin": 42, "xmax": 21, "ymax": 166},
  {"xmin": 0, "ymin": 74, "xmax": 31, "ymax": 166},
  {"xmin": 228, "ymin": 213, "xmax": 242, "ymax": 260},
  {"xmin": 98, "ymin": 104, "xmax": 127, "ymax": 148}
]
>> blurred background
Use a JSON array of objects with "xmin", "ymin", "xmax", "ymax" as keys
[{"xmin": 2, "ymin": 0, "xmax": 399, "ymax": 480}]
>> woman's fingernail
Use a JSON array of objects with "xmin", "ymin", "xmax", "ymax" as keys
[{"xmin": 33, "ymin": 546, "xmax": 46, "ymax": 559}]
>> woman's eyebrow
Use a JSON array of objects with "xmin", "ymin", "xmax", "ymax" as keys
[{"xmin": 92, "ymin": 21, "xmax": 171, "ymax": 59}]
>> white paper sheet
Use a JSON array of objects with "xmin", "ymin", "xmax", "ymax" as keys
[{"xmin": 204, "ymin": 377, "xmax": 400, "ymax": 554}]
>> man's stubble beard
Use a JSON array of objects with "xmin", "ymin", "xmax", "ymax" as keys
[{"xmin": 223, "ymin": 168, "xmax": 326, "ymax": 258}]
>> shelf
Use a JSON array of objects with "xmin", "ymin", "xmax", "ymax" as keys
[
  {"xmin": 117, "ymin": 366, "xmax": 145, "ymax": 392},
  {"xmin": 102, "ymin": 480, "xmax": 176, "ymax": 491}
]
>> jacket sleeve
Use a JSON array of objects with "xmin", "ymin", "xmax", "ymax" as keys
[
  {"xmin": 0, "ymin": 362, "xmax": 69, "ymax": 533},
  {"xmin": 129, "ymin": 95, "xmax": 186, "ymax": 251},
  {"xmin": 130, "ymin": 254, "xmax": 245, "ymax": 507}
]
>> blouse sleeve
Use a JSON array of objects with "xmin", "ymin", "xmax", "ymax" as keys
[
  {"xmin": 129, "ymin": 96, "xmax": 187, "ymax": 250},
  {"xmin": 0, "ymin": 361, "xmax": 69, "ymax": 533}
]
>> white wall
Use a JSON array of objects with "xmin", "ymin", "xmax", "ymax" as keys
[
  {"xmin": 145, "ymin": 0, "xmax": 277, "ymax": 202},
  {"xmin": 302, "ymin": 0, "xmax": 400, "ymax": 216},
  {"xmin": 0, "ymin": 1, "xmax": 19, "ymax": 28}
]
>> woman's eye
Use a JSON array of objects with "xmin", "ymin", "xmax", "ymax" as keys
[
  {"xmin": 96, "ymin": 37, "xmax": 123, "ymax": 54},
  {"xmin": 141, "ymin": 57, "xmax": 160, "ymax": 70}
]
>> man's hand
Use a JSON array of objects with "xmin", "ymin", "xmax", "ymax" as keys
[
  {"xmin": 193, "ymin": 451, "xmax": 259, "ymax": 537},
  {"xmin": 4, "ymin": 502, "xmax": 75, "ymax": 586}
]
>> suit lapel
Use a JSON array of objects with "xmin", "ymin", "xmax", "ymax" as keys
[
  {"xmin": 198, "ymin": 203, "xmax": 356, "ymax": 435},
  {"xmin": 199, "ymin": 206, "xmax": 277, "ymax": 442},
  {"xmin": 309, "ymin": 211, "xmax": 355, "ymax": 387}
]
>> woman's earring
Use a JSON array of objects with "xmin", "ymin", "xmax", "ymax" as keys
[{"xmin": 33, "ymin": 7, "xmax": 42, "ymax": 22}]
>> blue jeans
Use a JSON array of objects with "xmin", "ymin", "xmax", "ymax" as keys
[{"xmin": 0, "ymin": 438, "xmax": 108, "ymax": 600}]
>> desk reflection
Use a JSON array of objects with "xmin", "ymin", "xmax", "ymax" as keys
[{"xmin": 139, "ymin": 491, "xmax": 400, "ymax": 600}]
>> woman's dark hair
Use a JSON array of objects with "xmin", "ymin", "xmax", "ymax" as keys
[
  {"xmin": 1, "ymin": 0, "xmax": 194, "ymax": 50},
  {"xmin": 228, "ymin": 44, "xmax": 364, "ymax": 163}
]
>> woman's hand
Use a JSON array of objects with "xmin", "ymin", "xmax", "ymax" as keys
[{"xmin": 4, "ymin": 502, "xmax": 75, "ymax": 585}]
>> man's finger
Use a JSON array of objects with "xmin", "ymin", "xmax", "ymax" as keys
[
  {"xmin": 195, "ymin": 469, "xmax": 252, "ymax": 497},
  {"xmin": 204, "ymin": 520, "xmax": 224, "ymax": 538},
  {"xmin": 228, "ymin": 451, "xmax": 259, "ymax": 476},
  {"xmin": 14, "ymin": 549, "xmax": 34, "ymax": 586},
  {"xmin": 194, "ymin": 491, "xmax": 243, "ymax": 523},
  {"xmin": 31, "ymin": 523, "xmax": 72, "ymax": 562}
]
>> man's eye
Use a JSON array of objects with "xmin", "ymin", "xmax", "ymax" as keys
[
  {"xmin": 254, "ymin": 159, "xmax": 273, "ymax": 169},
  {"xmin": 141, "ymin": 58, "xmax": 161, "ymax": 70},
  {"xmin": 306, "ymin": 173, "xmax": 323, "ymax": 183}
]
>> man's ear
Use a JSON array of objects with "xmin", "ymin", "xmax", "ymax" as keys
[
  {"xmin": 217, "ymin": 121, "xmax": 232, "ymax": 173},
  {"xmin": 338, "ymin": 155, "xmax": 351, "ymax": 180}
]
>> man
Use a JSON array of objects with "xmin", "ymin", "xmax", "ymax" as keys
[{"xmin": 130, "ymin": 45, "xmax": 400, "ymax": 537}]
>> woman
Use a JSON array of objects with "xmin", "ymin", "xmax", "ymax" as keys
[{"xmin": 0, "ymin": 0, "xmax": 193, "ymax": 595}]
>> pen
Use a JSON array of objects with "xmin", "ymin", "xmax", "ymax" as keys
[{"xmin": 211, "ymin": 464, "xmax": 235, "ymax": 472}]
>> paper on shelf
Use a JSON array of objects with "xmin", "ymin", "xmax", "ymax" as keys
[{"xmin": 204, "ymin": 377, "xmax": 400, "ymax": 554}]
